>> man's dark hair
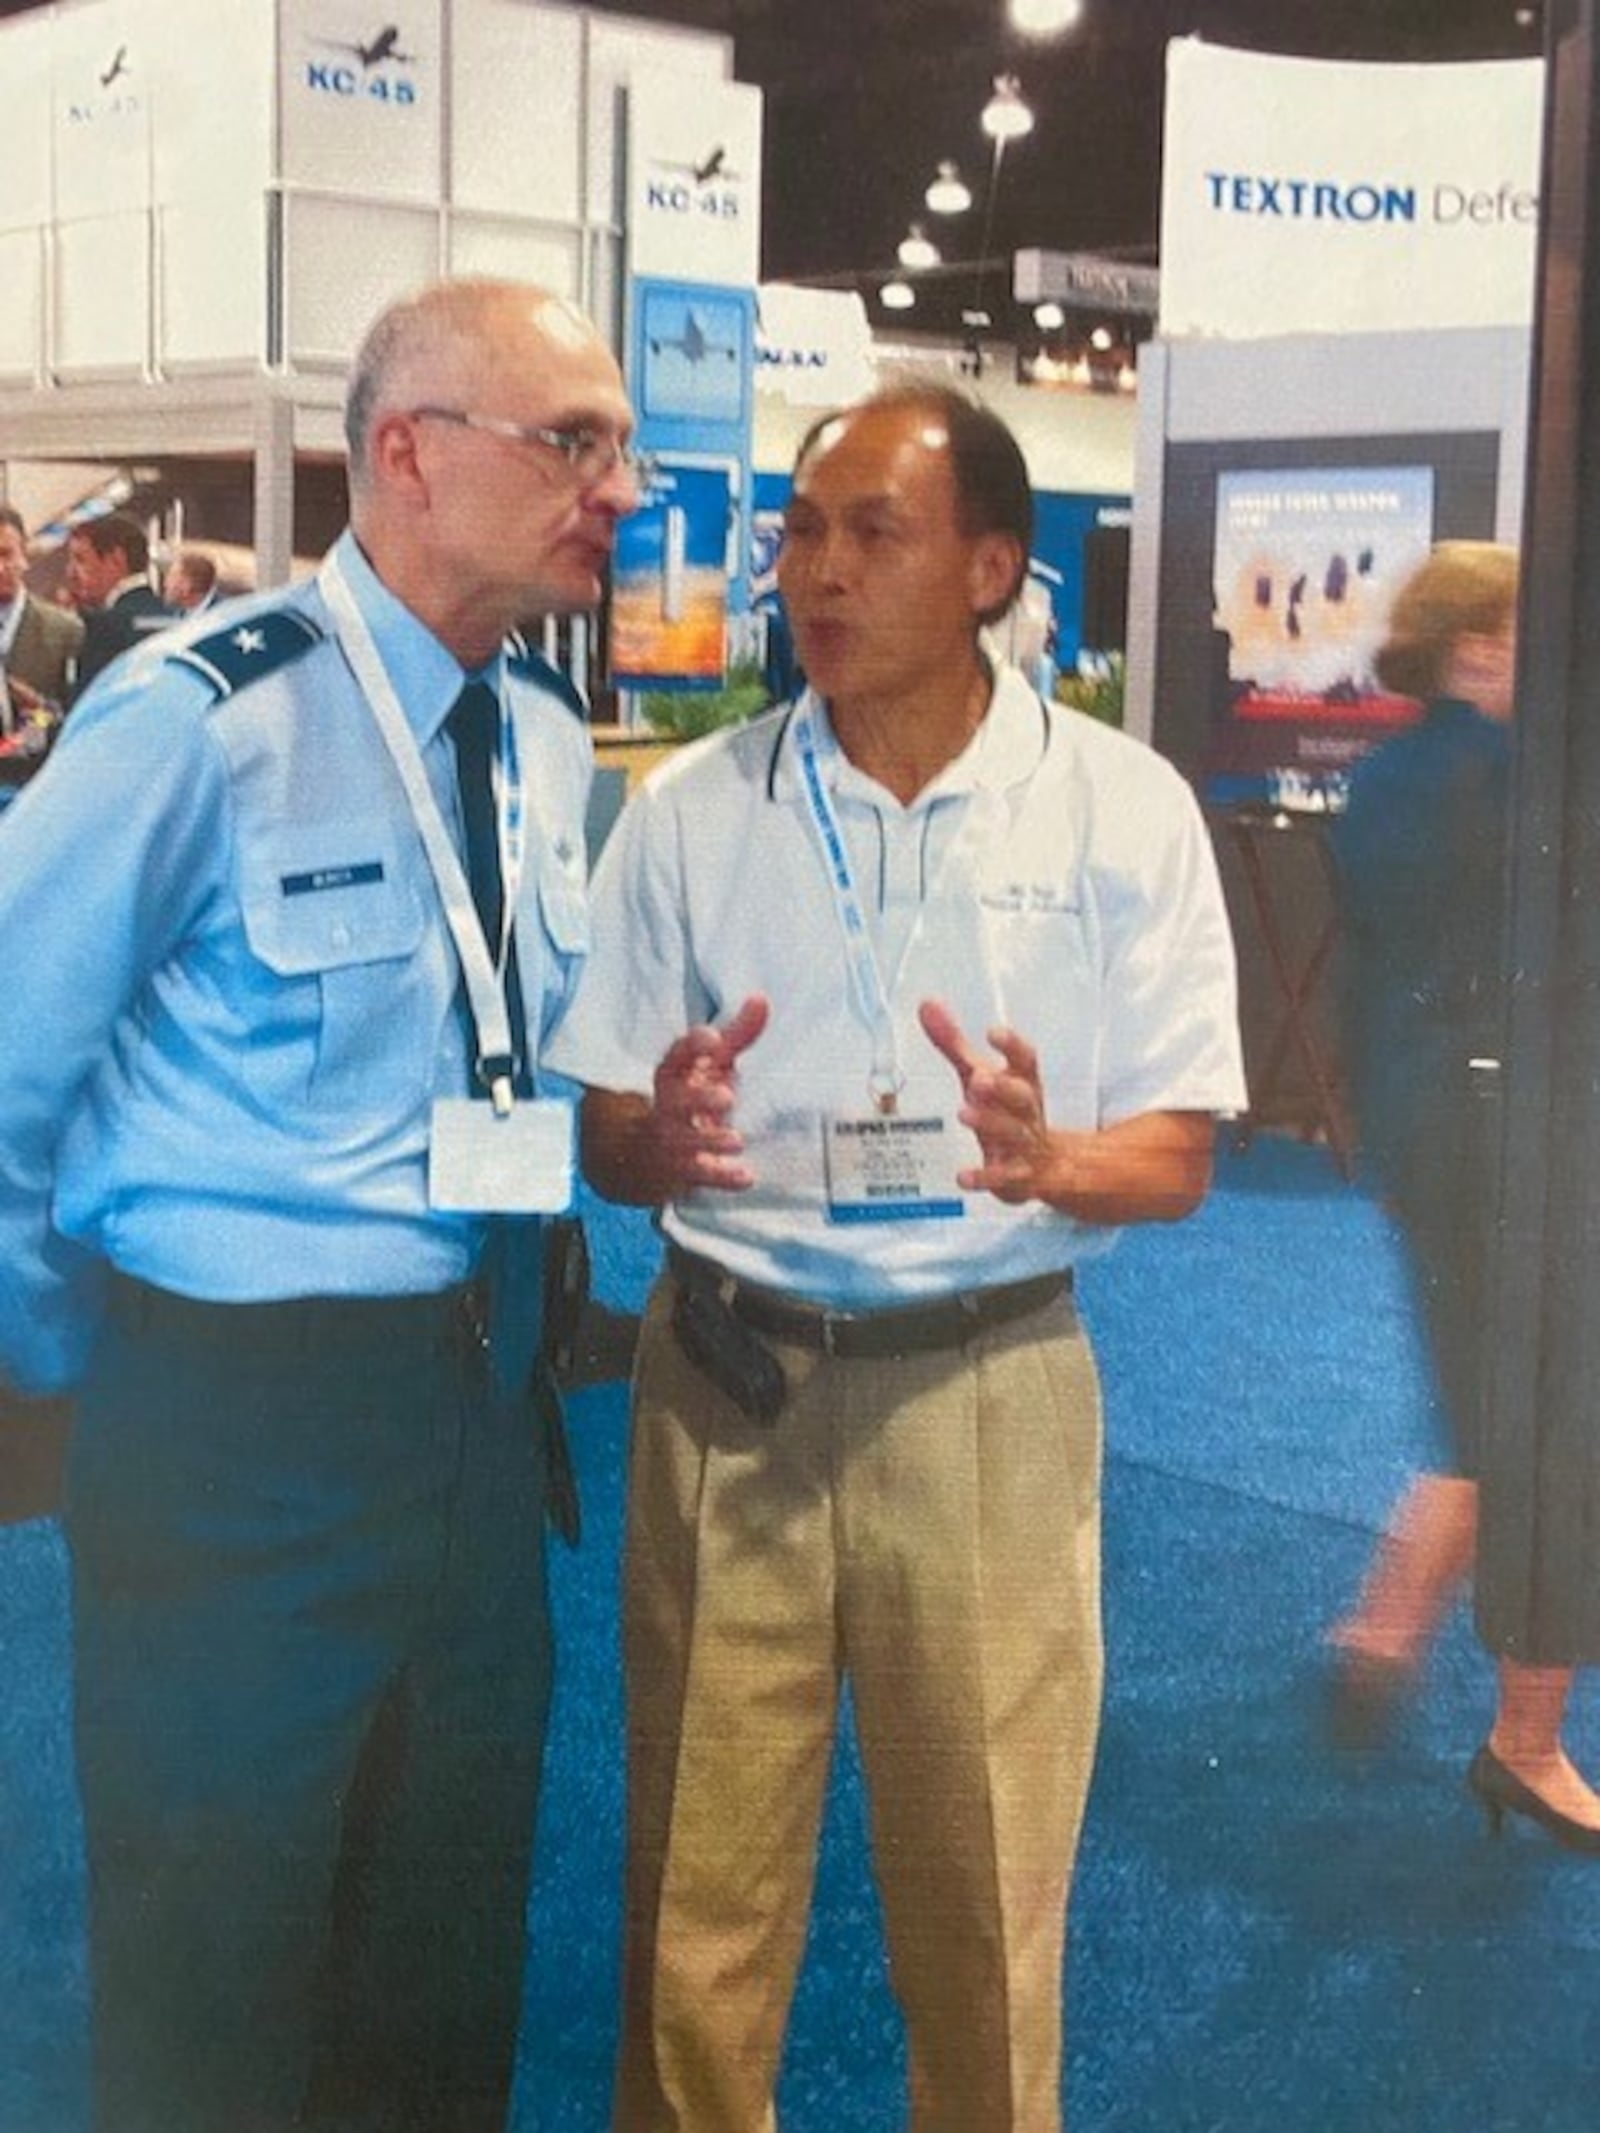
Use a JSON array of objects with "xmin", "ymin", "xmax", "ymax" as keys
[
  {"xmin": 72, "ymin": 512, "xmax": 149, "ymax": 574},
  {"xmin": 792, "ymin": 383, "xmax": 1034, "ymax": 625},
  {"xmin": 0, "ymin": 505, "xmax": 26, "ymax": 543}
]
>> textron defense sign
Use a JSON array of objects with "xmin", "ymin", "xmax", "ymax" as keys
[{"xmin": 1159, "ymin": 42, "xmax": 1543, "ymax": 338}]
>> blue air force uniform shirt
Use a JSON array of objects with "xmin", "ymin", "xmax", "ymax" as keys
[{"xmin": 0, "ymin": 532, "xmax": 592, "ymax": 1395}]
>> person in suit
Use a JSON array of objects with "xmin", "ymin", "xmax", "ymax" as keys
[
  {"xmin": 65, "ymin": 511, "xmax": 174, "ymax": 697},
  {"xmin": 0, "ymin": 505, "xmax": 84, "ymax": 727}
]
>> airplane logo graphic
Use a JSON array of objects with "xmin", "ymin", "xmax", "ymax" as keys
[
  {"xmin": 99, "ymin": 46, "xmax": 129, "ymax": 87},
  {"xmin": 648, "ymin": 308, "xmax": 739, "ymax": 366},
  {"xmin": 317, "ymin": 23, "xmax": 413, "ymax": 68},
  {"xmin": 659, "ymin": 144, "xmax": 739, "ymax": 187}
]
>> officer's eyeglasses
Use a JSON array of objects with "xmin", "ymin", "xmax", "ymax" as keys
[{"xmin": 408, "ymin": 406, "xmax": 654, "ymax": 489}]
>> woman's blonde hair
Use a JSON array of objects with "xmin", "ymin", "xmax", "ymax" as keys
[{"xmin": 1374, "ymin": 540, "xmax": 1519, "ymax": 700}]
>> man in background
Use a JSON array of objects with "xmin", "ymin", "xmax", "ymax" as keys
[
  {"xmin": 0, "ymin": 505, "xmax": 83, "ymax": 729},
  {"xmin": 161, "ymin": 546, "xmax": 219, "ymax": 615},
  {"xmin": 65, "ymin": 511, "xmax": 174, "ymax": 696},
  {"xmin": 0, "ymin": 277, "xmax": 640, "ymax": 2133}
]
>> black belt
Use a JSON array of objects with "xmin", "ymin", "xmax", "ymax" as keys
[{"xmin": 667, "ymin": 1246, "xmax": 1071, "ymax": 1361}]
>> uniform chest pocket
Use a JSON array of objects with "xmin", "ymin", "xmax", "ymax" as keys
[
  {"xmin": 241, "ymin": 820, "xmax": 425, "ymax": 973},
  {"xmin": 239, "ymin": 820, "xmax": 432, "ymax": 1105},
  {"xmin": 530, "ymin": 840, "xmax": 591, "ymax": 1020}
]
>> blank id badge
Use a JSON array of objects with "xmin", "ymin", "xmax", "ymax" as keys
[
  {"xmin": 823, "ymin": 1110, "xmax": 965, "ymax": 1225},
  {"xmin": 429, "ymin": 1096, "xmax": 574, "ymax": 1214}
]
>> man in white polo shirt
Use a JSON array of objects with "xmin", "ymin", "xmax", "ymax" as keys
[{"xmin": 549, "ymin": 383, "xmax": 1245, "ymax": 2132}]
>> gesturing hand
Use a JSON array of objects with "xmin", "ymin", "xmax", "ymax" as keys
[
  {"xmin": 649, "ymin": 993, "xmax": 771, "ymax": 1193},
  {"xmin": 918, "ymin": 997, "xmax": 1054, "ymax": 1205}
]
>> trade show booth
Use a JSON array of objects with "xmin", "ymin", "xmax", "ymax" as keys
[
  {"xmin": 1128, "ymin": 40, "xmax": 1543, "ymax": 1154},
  {"xmin": 0, "ymin": 0, "xmax": 741, "ymax": 594}
]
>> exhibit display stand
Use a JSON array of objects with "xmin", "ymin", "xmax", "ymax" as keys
[
  {"xmin": 1131, "ymin": 40, "xmax": 1543, "ymax": 1156},
  {"xmin": 0, "ymin": 0, "xmax": 738, "ymax": 589}
]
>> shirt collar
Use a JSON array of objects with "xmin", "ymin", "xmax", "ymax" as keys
[
  {"xmin": 324, "ymin": 529, "xmax": 500, "ymax": 747},
  {"xmin": 772, "ymin": 660, "xmax": 1049, "ymax": 808}
]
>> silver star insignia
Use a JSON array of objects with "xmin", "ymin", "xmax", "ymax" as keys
[{"xmin": 232, "ymin": 627, "xmax": 267, "ymax": 655}]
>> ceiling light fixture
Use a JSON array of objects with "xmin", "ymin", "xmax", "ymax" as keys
[
  {"xmin": 879, "ymin": 277, "xmax": 916, "ymax": 311},
  {"xmin": 981, "ymin": 75, "xmax": 1035, "ymax": 143},
  {"xmin": 1009, "ymin": 0, "xmax": 1084, "ymax": 35},
  {"xmin": 1034, "ymin": 301, "xmax": 1066, "ymax": 330},
  {"xmin": 925, "ymin": 160, "xmax": 972, "ymax": 215},
  {"xmin": 897, "ymin": 223, "xmax": 941, "ymax": 270}
]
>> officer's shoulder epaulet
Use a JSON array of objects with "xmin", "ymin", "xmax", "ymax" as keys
[
  {"xmin": 505, "ymin": 633, "xmax": 587, "ymax": 721},
  {"xmin": 169, "ymin": 607, "xmax": 325, "ymax": 700}
]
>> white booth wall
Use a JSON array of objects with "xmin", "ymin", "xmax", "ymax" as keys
[
  {"xmin": 755, "ymin": 351, "xmax": 1138, "ymax": 497},
  {"xmin": 0, "ymin": 0, "xmax": 734, "ymax": 588}
]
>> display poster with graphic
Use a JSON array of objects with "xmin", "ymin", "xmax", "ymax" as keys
[
  {"xmin": 1207, "ymin": 464, "xmax": 1434, "ymax": 791},
  {"xmin": 611, "ymin": 462, "xmax": 732, "ymax": 689},
  {"xmin": 638, "ymin": 286, "xmax": 750, "ymax": 427},
  {"xmin": 623, "ymin": 69, "xmax": 761, "ymax": 683},
  {"xmin": 626, "ymin": 278, "xmax": 756, "ymax": 665}
]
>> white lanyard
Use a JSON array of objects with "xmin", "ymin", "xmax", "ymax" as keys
[
  {"xmin": 321, "ymin": 551, "xmax": 527, "ymax": 1114},
  {"xmin": 793, "ymin": 697, "xmax": 980, "ymax": 1113}
]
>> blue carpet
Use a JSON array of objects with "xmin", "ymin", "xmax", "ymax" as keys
[{"xmin": 6, "ymin": 1138, "xmax": 1599, "ymax": 2131}]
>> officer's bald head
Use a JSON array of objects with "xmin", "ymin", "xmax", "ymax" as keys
[{"xmin": 344, "ymin": 279, "xmax": 604, "ymax": 497}]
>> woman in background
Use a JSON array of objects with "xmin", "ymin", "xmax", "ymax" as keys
[{"xmin": 1328, "ymin": 540, "xmax": 1600, "ymax": 1849}]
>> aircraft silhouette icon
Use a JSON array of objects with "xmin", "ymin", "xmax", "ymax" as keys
[
  {"xmin": 318, "ymin": 24, "xmax": 413, "ymax": 68},
  {"xmin": 99, "ymin": 46, "xmax": 129, "ymax": 87},
  {"xmin": 659, "ymin": 145, "xmax": 739, "ymax": 187},
  {"xmin": 648, "ymin": 310, "xmax": 738, "ymax": 365}
]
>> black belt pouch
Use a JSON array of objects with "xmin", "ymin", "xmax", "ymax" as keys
[{"xmin": 670, "ymin": 1276, "xmax": 788, "ymax": 1427}]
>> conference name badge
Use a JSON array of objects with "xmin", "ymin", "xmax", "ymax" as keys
[
  {"xmin": 822, "ymin": 1111, "xmax": 965, "ymax": 1225},
  {"xmin": 429, "ymin": 1096, "xmax": 574, "ymax": 1214}
]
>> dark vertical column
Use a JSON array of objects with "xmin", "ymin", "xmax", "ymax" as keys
[{"xmin": 1479, "ymin": 0, "xmax": 1600, "ymax": 1662}]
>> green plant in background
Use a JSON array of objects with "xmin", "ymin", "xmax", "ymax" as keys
[
  {"xmin": 639, "ymin": 661, "xmax": 773, "ymax": 742},
  {"xmin": 1054, "ymin": 651, "xmax": 1126, "ymax": 728}
]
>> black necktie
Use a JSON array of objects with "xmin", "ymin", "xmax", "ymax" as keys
[
  {"xmin": 448, "ymin": 679, "xmax": 529, "ymax": 1095},
  {"xmin": 448, "ymin": 678, "xmax": 539, "ymax": 1409}
]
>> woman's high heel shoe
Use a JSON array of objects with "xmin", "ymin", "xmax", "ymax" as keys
[{"xmin": 1467, "ymin": 1746, "xmax": 1600, "ymax": 1855}]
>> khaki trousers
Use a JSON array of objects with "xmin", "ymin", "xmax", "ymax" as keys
[{"xmin": 613, "ymin": 1274, "xmax": 1104, "ymax": 2133}]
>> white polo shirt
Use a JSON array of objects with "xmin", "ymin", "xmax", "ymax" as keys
[{"xmin": 549, "ymin": 665, "xmax": 1246, "ymax": 1307}]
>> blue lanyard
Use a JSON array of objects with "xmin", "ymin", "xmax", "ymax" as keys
[{"xmin": 793, "ymin": 700, "xmax": 909, "ymax": 1113}]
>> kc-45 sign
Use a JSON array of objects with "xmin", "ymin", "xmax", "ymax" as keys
[
  {"xmin": 280, "ymin": 0, "xmax": 439, "ymax": 199},
  {"xmin": 627, "ymin": 74, "xmax": 763, "ymax": 287}
]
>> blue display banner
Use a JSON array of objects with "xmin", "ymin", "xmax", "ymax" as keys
[
  {"xmin": 627, "ymin": 276, "xmax": 758, "ymax": 644},
  {"xmin": 612, "ymin": 462, "xmax": 733, "ymax": 690}
]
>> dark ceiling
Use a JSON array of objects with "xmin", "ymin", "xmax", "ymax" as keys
[
  {"xmin": 593, "ymin": 0, "xmax": 1545, "ymax": 342},
  {"xmin": 0, "ymin": 0, "xmax": 1547, "ymax": 346}
]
